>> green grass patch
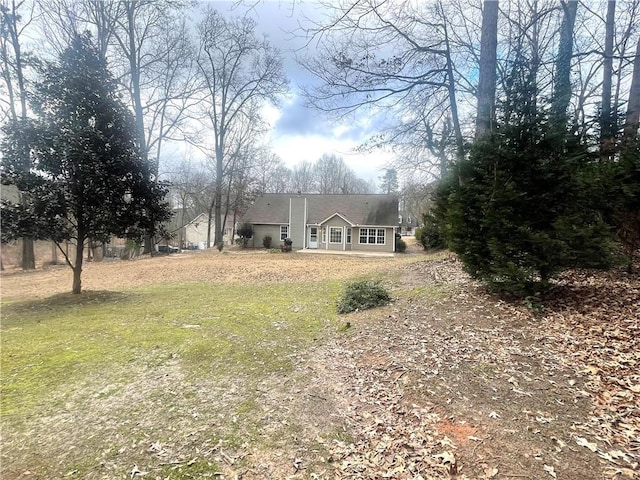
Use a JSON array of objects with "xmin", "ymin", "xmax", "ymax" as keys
[{"xmin": 1, "ymin": 281, "xmax": 341, "ymax": 417}]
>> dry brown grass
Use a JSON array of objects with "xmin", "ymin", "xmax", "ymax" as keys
[{"xmin": 1, "ymin": 246, "xmax": 420, "ymax": 301}]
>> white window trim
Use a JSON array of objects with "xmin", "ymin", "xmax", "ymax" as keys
[
  {"xmin": 329, "ymin": 226, "xmax": 343, "ymax": 244},
  {"xmin": 358, "ymin": 227, "xmax": 386, "ymax": 245},
  {"xmin": 280, "ymin": 225, "xmax": 289, "ymax": 241}
]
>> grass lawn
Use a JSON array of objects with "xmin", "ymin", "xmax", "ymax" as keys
[{"xmin": 1, "ymin": 269, "xmax": 348, "ymax": 479}]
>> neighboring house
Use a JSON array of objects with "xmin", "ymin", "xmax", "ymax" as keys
[
  {"xmin": 398, "ymin": 211, "xmax": 419, "ymax": 235},
  {"xmin": 240, "ymin": 194, "xmax": 399, "ymax": 253},
  {"xmin": 173, "ymin": 212, "xmax": 234, "ymax": 249}
]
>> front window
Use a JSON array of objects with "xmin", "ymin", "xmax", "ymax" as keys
[
  {"xmin": 359, "ymin": 228, "xmax": 386, "ymax": 245},
  {"xmin": 346, "ymin": 228, "xmax": 352, "ymax": 244},
  {"xmin": 280, "ymin": 225, "xmax": 289, "ymax": 241},
  {"xmin": 322, "ymin": 227, "xmax": 327, "ymax": 243},
  {"xmin": 329, "ymin": 227, "xmax": 342, "ymax": 243}
]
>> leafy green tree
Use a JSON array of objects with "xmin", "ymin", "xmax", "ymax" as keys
[
  {"xmin": 0, "ymin": 33, "xmax": 171, "ymax": 294},
  {"xmin": 439, "ymin": 54, "xmax": 614, "ymax": 295}
]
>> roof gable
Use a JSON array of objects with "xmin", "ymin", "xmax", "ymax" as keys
[{"xmin": 317, "ymin": 212, "xmax": 354, "ymax": 226}]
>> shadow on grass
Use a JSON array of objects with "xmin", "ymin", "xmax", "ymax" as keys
[{"xmin": 1, "ymin": 290, "xmax": 137, "ymax": 323}]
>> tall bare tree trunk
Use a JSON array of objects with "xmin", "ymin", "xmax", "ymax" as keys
[
  {"xmin": 2, "ymin": 2, "xmax": 36, "ymax": 269},
  {"xmin": 123, "ymin": 1, "xmax": 154, "ymax": 255},
  {"xmin": 214, "ymin": 144, "xmax": 224, "ymax": 248},
  {"xmin": 207, "ymin": 197, "xmax": 215, "ymax": 248},
  {"xmin": 623, "ymin": 36, "xmax": 640, "ymax": 143},
  {"xmin": 600, "ymin": 1, "xmax": 616, "ymax": 159},
  {"xmin": 475, "ymin": 0, "xmax": 499, "ymax": 139},
  {"xmin": 551, "ymin": 0, "xmax": 578, "ymax": 128},
  {"xmin": 440, "ymin": 7, "xmax": 465, "ymax": 166}
]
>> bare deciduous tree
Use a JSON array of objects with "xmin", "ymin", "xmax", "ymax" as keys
[
  {"xmin": 475, "ymin": 0, "xmax": 498, "ymax": 138},
  {"xmin": 195, "ymin": 7, "xmax": 288, "ymax": 247},
  {"xmin": 1, "ymin": 0, "xmax": 37, "ymax": 269},
  {"xmin": 290, "ymin": 160, "xmax": 315, "ymax": 193},
  {"xmin": 623, "ymin": 35, "xmax": 640, "ymax": 142}
]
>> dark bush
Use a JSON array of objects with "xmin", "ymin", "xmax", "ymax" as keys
[
  {"xmin": 395, "ymin": 238, "xmax": 407, "ymax": 252},
  {"xmin": 337, "ymin": 280, "xmax": 391, "ymax": 314},
  {"xmin": 419, "ymin": 213, "xmax": 446, "ymax": 250},
  {"xmin": 236, "ymin": 222, "xmax": 253, "ymax": 248},
  {"xmin": 263, "ymin": 235, "xmax": 272, "ymax": 249}
]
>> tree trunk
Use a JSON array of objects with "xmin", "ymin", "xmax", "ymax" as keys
[
  {"xmin": 600, "ymin": 1, "xmax": 616, "ymax": 159},
  {"xmin": 207, "ymin": 197, "xmax": 215, "ymax": 248},
  {"xmin": 214, "ymin": 144, "xmax": 224, "ymax": 247},
  {"xmin": 124, "ymin": 2, "xmax": 154, "ymax": 255},
  {"xmin": 623, "ymin": 36, "xmax": 640, "ymax": 143},
  {"xmin": 4, "ymin": 3, "xmax": 36, "ymax": 270},
  {"xmin": 441, "ymin": 16, "xmax": 465, "ymax": 166},
  {"xmin": 551, "ymin": 0, "xmax": 578, "ymax": 128},
  {"xmin": 22, "ymin": 238, "xmax": 35, "ymax": 269},
  {"xmin": 475, "ymin": 0, "xmax": 499, "ymax": 139},
  {"xmin": 72, "ymin": 239, "xmax": 84, "ymax": 294}
]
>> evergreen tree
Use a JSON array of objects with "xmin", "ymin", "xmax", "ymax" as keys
[
  {"xmin": 438, "ymin": 53, "xmax": 614, "ymax": 295},
  {"xmin": 378, "ymin": 168, "xmax": 399, "ymax": 194},
  {"xmin": 0, "ymin": 33, "xmax": 172, "ymax": 294}
]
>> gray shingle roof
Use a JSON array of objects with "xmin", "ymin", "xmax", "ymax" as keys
[{"xmin": 241, "ymin": 194, "xmax": 398, "ymax": 226}]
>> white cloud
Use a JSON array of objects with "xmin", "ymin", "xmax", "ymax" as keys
[{"xmin": 270, "ymin": 132, "xmax": 392, "ymax": 183}]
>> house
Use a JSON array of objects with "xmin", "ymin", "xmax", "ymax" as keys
[
  {"xmin": 240, "ymin": 194, "xmax": 399, "ymax": 253},
  {"xmin": 181, "ymin": 213, "xmax": 234, "ymax": 249},
  {"xmin": 398, "ymin": 211, "xmax": 419, "ymax": 236}
]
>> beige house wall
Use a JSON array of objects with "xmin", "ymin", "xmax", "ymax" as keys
[
  {"xmin": 351, "ymin": 227, "xmax": 395, "ymax": 253},
  {"xmin": 250, "ymin": 225, "xmax": 281, "ymax": 249},
  {"xmin": 179, "ymin": 215, "xmax": 233, "ymax": 248},
  {"xmin": 317, "ymin": 216, "xmax": 351, "ymax": 251}
]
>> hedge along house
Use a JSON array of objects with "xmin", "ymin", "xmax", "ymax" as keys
[{"xmin": 240, "ymin": 194, "xmax": 399, "ymax": 253}]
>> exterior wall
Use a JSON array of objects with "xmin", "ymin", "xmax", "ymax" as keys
[
  {"xmin": 184, "ymin": 218, "xmax": 214, "ymax": 249},
  {"xmin": 251, "ymin": 224, "xmax": 281, "ymax": 249},
  {"xmin": 289, "ymin": 197, "xmax": 306, "ymax": 249},
  {"xmin": 351, "ymin": 227, "xmax": 395, "ymax": 253},
  {"xmin": 319, "ymin": 217, "xmax": 352, "ymax": 251},
  {"xmin": 181, "ymin": 217, "xmax": 232, "ymax": 248}
]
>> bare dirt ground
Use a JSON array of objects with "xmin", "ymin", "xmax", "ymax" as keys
[{"xmin": 1, "ymin": 242, "xmax": 638, "ymax": 479}]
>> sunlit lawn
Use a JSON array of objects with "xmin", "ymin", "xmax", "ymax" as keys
[{"xmin": 1, "ymin": 279, "xmax": 343, "ymax": 478}]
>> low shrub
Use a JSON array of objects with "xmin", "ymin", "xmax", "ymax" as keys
[
  {"xmin": 337, "ymin": 280, "xmax": 391, "ymax": 314},
  {"xmin": 263, "ymin": 235, "xmax": 272, "ymax": 249},
  {"xmin": 395, "ymin": 238, "xmax": 407, "ymax": 252}
]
